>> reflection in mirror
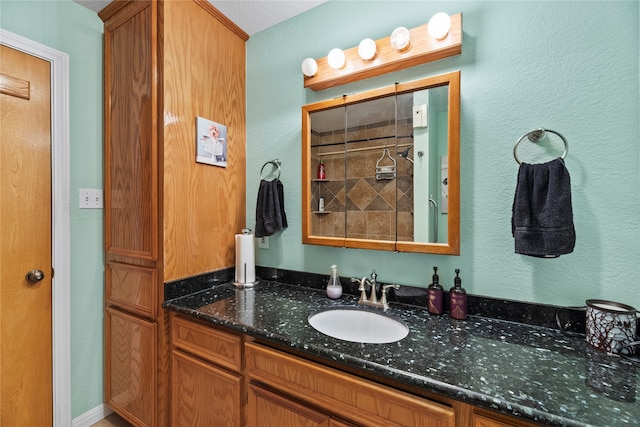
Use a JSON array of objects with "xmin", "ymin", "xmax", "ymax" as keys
[{"xmin": 302, "ymin": 71, "xmax": 460, "ymax": 255}]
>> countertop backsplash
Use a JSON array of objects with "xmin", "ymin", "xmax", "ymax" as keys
[{"xmin": 165, "ymin": 266, "xmax": 587, "ymax": 332}]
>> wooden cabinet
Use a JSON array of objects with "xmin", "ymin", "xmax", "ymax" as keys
[
  {"xmin": 99, "ymin": 1, "xmax": 247, "ymax": 426},
  {"xmin": 170, "ymin": 314, "xmax": 243, "ymax": 427},
  {"xmin": 245, "ymin": 342, "xmax": 455, "ymax": 427},
  {"xmin": 167, "ymin": 315, "xmax": 541, "ymax": 427}
]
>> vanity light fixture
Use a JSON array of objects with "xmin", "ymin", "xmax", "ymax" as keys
[
  {"xmin": 389, "ymin": 26, "xmax": 411, "ymax": 51},
  {"xmin": 358, "ymin": 38, "xmax": 377, "ymax": 61},
  {"xmin": 428, "ymin": 12, "xmax": 452, "ymax": 41},
  {"xmin": 301, "ymin": 57, "xmax": 318, "ymax": 77},
  {"xmin": 302, "ymin": 13, "xmax": 462, "ymax": 91},
  {"xmin": 327, "ymin": 48, "xmax": 346, "ymax": 69}
]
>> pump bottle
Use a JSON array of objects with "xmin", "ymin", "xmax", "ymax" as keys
[
  {"xmin": 317, "ymin": 160, "xmax": 326, "ymax": 179},
  {"xmin": 449, "ymin": 269, "xmax": 467, "ymax": 320},
  {"xmin": 427, "ymin": 266, "xmax": 444, "ymax": 315},
  {"xmin": 326, "ymin": 264, "xmax": 342, "ymax": 299}
]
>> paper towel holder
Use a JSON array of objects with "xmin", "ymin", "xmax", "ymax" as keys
[{"xmin": 234, "ymin": 228, "xmax": 260, "ymax": 288}]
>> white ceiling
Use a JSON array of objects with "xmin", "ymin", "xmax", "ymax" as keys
[{"xmin": 74, "ymin": 0, "xmax": 327, "ymax": 36}]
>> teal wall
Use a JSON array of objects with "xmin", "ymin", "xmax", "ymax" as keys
[
  {"xmin": 1, "ymin": 0, "xmax": 104, "ymax": 419},
  {"xmin": 1, "ymin": 0, "xmax": 638, "ymax": 421},
  {"xmin": 247, "ymin": 1, "xmax": 640, "ymax": 307}
]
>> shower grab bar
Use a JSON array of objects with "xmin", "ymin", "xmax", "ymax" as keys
[{"xmin": 429, "ymin": 195, "xmax": 438, "ymax": 243}]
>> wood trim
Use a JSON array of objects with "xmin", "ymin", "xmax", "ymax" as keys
[
  {"xmin": 98, "ymin": 0, "xmax": 140, "ymax": 22},
  {"xmin": 193, "ymin": 0, "xmax": 249, "ymax": 41},
  {"xmin": 303, "ymin": 71, "xmax": 461, "ymax": 255},
  {"xmin": 0, "ymin": 72, "xmax": 29, "ymax": 99},
  {"xmin": 304, "ymin": 14, "xmax": 462, "ymax": 91}
]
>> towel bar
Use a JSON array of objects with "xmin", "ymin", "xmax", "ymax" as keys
[
  {"xmin": 260, "ymin": 159, "xmax": 281, "ymax": 180},
  {"xmin": 513, "ymin": 128, "xmax": 568, "ymax": 164}
]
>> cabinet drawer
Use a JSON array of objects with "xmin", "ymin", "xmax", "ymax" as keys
[
  {"xmin": 171, "ymin": 314, "xmax": 242, "ymax": 372},
  {"xmin": 106, "ymin": 262, "xmax": 157, "ymax": 318},
  {"xmin": 171, "ymin": 350, "xmax": 242, "ymax": 427},
  {"xmin": 248, "ymin": 383, "xmax": 330, "ymax": 427},
  {"xmin": 246, "ymin": 342, "xmax": 454, "ymax": 427},
  {"xmin": 474, "ymin": 412, "xmax": 538, "ymax": 427}
]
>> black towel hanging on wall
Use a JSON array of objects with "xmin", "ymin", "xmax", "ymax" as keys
[{"xmin": 511, "ymin": 129, "xmax": 575, "ymax": 258}]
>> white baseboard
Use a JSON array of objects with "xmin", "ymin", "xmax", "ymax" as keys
[{"xmin": 72, "ymin": 404, "xmax": 113, "ymax": 427}]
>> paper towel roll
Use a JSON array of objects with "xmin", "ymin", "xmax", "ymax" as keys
[{"xmin": 235, "ymin": 232, "xmax": 256, "ymax": 286}]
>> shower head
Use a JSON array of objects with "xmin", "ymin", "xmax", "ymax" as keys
[
  {"xmin": 397, "ymin": 144, "xmax": 414, "ymax": 163},
  {"xmin": 397, "ymin": 144, "xmax": 412, "ymax": 158}
]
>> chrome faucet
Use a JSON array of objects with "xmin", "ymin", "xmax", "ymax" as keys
[{"xmin": 352, "ymin": 270, "xmax": 399, "ymax": 310}]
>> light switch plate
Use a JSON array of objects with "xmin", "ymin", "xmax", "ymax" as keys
[
  {"xmin": 412, "ymin": 104, "xmax": 427, "ymax": 128},
  {"xmin": 257, "ymin": 236, "xmax": 270, "ymax": 249},
  {"xmin": 79, "ymin": 188, "xmax": 103, "ymax": 209}
]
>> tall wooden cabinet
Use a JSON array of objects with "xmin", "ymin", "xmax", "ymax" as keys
[{"xmin": 99, "ymin": 1, "xmax": 247, "ymax": 426}]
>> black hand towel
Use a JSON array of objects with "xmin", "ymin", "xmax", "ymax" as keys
[
  {"xmin": 512, "ymin": 158, "xmax": 576, "ymax": 257},
  {"xmin": 255, "ymin": 179, "xmax": 288, "ymax": 238}
]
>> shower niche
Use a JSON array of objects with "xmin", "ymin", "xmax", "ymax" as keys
[{"xmin": 302, "ymin": 71, "xmax": 460, "ymax": 255}]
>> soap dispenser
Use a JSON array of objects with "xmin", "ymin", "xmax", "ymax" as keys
[
  {"xmin": 449, "ymin": 269, "xmax": 467, "ymax": 320},
  {"xmin": 326, "ymin": 265, "xmax": 342, "ymax": 299},
  {"xmin": 427, "ymin": 266, "xmax": 444, "ymax": 315}
]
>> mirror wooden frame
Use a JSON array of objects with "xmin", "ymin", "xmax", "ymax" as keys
[{"xmin": 302, "ymin": 70, "xmax": 460, "ymax": 255}]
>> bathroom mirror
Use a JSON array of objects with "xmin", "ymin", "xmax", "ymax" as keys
[{"xmin": 302, "ymin": 71, "xmax": 460, "ymax": 254}]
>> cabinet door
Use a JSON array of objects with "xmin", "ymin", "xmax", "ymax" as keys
[
  {"xmin": 104, "ymin": 0, "xmax": 158, "ymax": 261},
  {"xmin": 248, "ymin": 383, "xmax": 330, "ymax": 427},
  {"xmin": 171, "ymin": 350, "xmax": 242, "ymax": 427},
  {"xmin": 105, "ymin": 307, "xmax": 157, "ymax": 427}
]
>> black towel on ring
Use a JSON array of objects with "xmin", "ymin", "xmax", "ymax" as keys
[
  {"xmin": 255, "ymin": 179, "xmax": 288, "ymax": 238},
  {"xmin": 511, "ymin": 158, "xmax": 576, "ymax": 258}
]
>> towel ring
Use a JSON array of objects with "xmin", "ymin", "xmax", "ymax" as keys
[
  {"xmin": 513, "ymin": 128, "xmax": 568, "ymax": 165},
  {"xmin": 260, "ymin": 159, "xmax": 281, "ymax": 180}
]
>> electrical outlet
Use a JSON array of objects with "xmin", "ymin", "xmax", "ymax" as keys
[
  {"xmin": 79, "ymin": 188, "xmax": 103, "ymax": 209},
  {"xmin": 257, "ymin": 236, "xmax": 270, "ymax": 249}
]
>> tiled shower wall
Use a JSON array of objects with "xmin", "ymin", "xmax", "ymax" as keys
[{"xmin": 311, "ymin": 118, "xmax": 414, "ymax": 241}]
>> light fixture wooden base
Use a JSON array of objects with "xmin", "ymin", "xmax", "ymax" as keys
[{"xmin": 304, "ymin": 13, "xmax": 462, "ymax": 91}]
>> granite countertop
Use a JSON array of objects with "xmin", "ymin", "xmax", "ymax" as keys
[{"xmin": 163, "ymin": 280, "xmax": 640, "ymax": 427}]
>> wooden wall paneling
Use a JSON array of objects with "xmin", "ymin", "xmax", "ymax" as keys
[{"xmin": 162, "ymin": 0, "xmax": 246, "ymax": 281}]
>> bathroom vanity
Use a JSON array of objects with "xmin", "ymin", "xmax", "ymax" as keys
[{"xmin": 164, "ymin": 279, "xmax": 640, "ymax": 427}]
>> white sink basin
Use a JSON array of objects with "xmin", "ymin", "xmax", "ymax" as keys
[{"xmin": 308, "ymin": 308, "xmax": 409, "ymax": 344}]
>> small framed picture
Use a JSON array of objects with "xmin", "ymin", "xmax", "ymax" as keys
[{"xmin": 196, "ymin": 116, "xmax": 227, "ymax": 168}]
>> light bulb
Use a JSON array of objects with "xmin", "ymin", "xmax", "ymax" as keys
[
  {"xmin": 301, "ymin": 57, "xmax": 318, "ymax": 77},
  {"xmin": 358, "ymin": 38, "xmax": 377, "ymax": 61},
  {"xmin": 390, "ymin": 27, "xmax": 411, "ymax": 51},
  {"xmin": 428, "ymin": 13, "xmax": 451, "ymax": 41},
  {"xmin": 327, "ymin": 48, "xmax": 346, "ymax": 69}
]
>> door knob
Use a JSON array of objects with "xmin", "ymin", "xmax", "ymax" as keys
[{"xmin": 25, "ymin": 269, "xmax": 45, "ymax": 283}]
